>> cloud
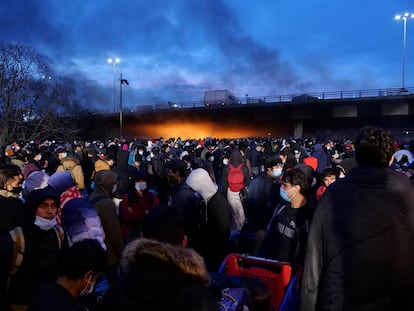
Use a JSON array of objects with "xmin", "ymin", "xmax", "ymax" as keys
[{"xmin": 0, "ymin": 0, "xmax": 402, "ymax": 109}]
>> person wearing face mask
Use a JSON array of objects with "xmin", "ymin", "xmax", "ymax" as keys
[
  {"xmin": 119, "ymin": 171, "xmax": 160, "ymax": 244},
  {"xmin": 0, "ymin": 186, "xmax": 67, "ymax": 311},
  {"xmin": 244, "ymin": 155, "xmax": 285, "ymax": 255},
  {"xmin": 0, "ymin": 168, "xmax": 25, "ymax": 235},
  {"xmin": 28, "ymin": 239, "xmax": 107, "ymax": 311},
  {"xmin": 259, "ymin": 168, "xmax": 315, "ymax": 265}
]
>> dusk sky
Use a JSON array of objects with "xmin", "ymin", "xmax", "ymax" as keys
[{"xmin": 1, "ymin": 0, "xmax": 413, "ymax": 111}]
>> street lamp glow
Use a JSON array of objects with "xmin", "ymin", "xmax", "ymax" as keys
[
  {"xmin": 395, "ymin": 13, "xmax": 414, "ymax": 88},
  {"xmin": 107, "ymin": 57, "xmax": 120, "ymax": 64}
]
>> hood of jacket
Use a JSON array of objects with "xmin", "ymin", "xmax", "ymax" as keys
[
  {"xmin": 122, "ymin": 238, "xmax": 210, "ymax": 287},
  {"xmin": 116, "ymin": 149, "xmax": 130, "ymax": 168},
  {"xmin": 186, "ymin": 168, "xmax": 217, "ymax": 202},
  {"xmin": 93, "ymin": 170, "xmax": 118, "ymax": 196},
  {"xmin": 61, "ymin": 155, "xmax": 80, "ymax": 168}
]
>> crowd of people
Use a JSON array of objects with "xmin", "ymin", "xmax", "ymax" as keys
[{"xmin": 0, "ymin": 125, "xmax": 413, "ymax": 310}]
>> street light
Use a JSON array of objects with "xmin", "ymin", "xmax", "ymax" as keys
[
  {"xmin": 108, "ymin": 57, "xmax": 120, "ymax": 112},
  {"xmin": 119, "ymin": 73, "xmax": 129, "ymax": 139},
  {"xmin": 395, "ymin": 13, "xmax": 414, "ymax": 88}
]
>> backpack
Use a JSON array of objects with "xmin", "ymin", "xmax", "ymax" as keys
[
  {"xmin": 227, "ymin": 163, "xmax": 245, "ymax": 192},
  {"xmin": 7, "ymin": 225, "xmax": 65, "ymax": 289}
]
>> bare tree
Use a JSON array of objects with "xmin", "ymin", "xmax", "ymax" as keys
[{"xmin": 0, "ymin": 43, "xmax": 90, "ymax": 145}]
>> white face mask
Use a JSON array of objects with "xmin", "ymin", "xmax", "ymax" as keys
[
  {"xmin": 79, "ymin": 275, "xmax": 96, "ymax": 297},
  {"xmin": 135, "ymin": 181, "xmax": 147, "ymax": 192},
  {"xmin": 138, "ymin": 151, "xmax": 144, "ymax": 155},
  {"xmin": 34, "ymin": 216, "xmax": 57, "ymax": 231},
  {"xmin": 223, "ymin": 159, "xmax": 229, "ymax": 165}
]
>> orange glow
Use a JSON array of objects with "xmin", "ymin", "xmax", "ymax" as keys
[{"xmin": 125, "ymin": 120, "xmax": 280, "ymax": 139}]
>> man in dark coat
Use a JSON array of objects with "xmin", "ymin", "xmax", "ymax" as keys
[
  {"xmin": 28, "ymin": 239, "xmax": 107, "ymax": 311},
  {"xmin": 245, "ymin": 155, "xmax": 284, "ymax": 255},
  {"xmin": 0, "ymin": 187, "xmax": 66, "ymax": 311},
  {"xmin": 300, "ymin": 126, "xmax": 414, "ymax": 310},
  {"xmin": 89, "ymin": 170, "xmax": 123, "ymax": 288},
  {"xmin": 0, "ymin": 168, "xmax": 24, "ymax": 234}
]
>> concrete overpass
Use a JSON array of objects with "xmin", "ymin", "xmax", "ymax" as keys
[{"xmin": 86, "ymin": 89, "xmax": 414, "ymax": 141}]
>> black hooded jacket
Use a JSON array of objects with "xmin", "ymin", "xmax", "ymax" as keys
[{"xmin": 301, "ymin": 166, "xmax": 414, "ymax": 310}]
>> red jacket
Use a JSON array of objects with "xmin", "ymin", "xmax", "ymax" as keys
[{"xmin": 119, "ymin": 190, "xmax": 159, "ymax": 239}]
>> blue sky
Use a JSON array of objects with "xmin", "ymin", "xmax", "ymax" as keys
[{"xmin": 1, "ymin": 0, "xmax": 413, "ymax": 110}]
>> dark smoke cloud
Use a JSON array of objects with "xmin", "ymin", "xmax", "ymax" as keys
[{"xmin": 0, "ymin": 0, "xmax": 336, "ymax": 109}]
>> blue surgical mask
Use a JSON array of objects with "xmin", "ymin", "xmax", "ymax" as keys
[
  {"xmin": 280, "ymin": 188, "xmax": 291, "ymax": 202},
  {"xmin": 272, "ymin": 168, "xmax": 283, "ymax": 178},
  {"xmin": 34, "ymin": 216, "xmax": 57, "ymax": 231}
]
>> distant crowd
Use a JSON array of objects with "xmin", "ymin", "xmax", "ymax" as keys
[{"xmin": 0, "ymin": 127, "xmax": 414, "ymax": 310}]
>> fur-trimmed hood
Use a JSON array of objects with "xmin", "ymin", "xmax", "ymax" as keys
[{"xmin": 122, "ymin": 238, "xmax": 211, "ymax": 287}]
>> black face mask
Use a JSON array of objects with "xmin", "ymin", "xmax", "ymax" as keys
[{"xmin": 10, "ymin": 186, "xmax": 22, "ymax": 194}]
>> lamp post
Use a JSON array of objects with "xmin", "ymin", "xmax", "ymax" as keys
[
  {"xmin": 119, "ymin": 73, "xmax": 129, "ymax": 139},
  {"xmin": 108, "ymin": 57, "xmax": 120, "ymax": 112},
  {"xmin": 395, "ymin": 13, "xmax": 414, "ymax": 89}
]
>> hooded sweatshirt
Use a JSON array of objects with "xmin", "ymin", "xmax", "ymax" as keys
[
  {"xmin": 186, "ymin": 168, "xmax": 231, "ymax": 271},
  {"xmin": 89, "ymin": 170, "xmax": 123, "ymax": 266}
]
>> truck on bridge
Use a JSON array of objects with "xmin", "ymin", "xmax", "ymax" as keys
[{"xmin": 204, "ymin": 89, "xmax": 238, "ymax": 107}]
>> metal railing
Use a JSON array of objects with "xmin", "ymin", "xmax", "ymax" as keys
[{"xmin": 131, "ymin": 87, "xmax": 414, "ymax": 112}]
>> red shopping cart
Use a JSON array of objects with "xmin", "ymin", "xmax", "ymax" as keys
[{"xmin": 218, "ymin": 253, "xmax": 293, "ymax": 310}]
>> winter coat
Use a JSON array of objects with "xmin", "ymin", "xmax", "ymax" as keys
[
  {"xmin": 61, "ymin": 198, "xmax": 106, "ymax": 250},
  {"xmin": 112, "ymin": 149, "xmax": 137, "ymax": 199},
  {"xmin": 29, "ymin": 282, "xmax": 88, "ymax": 311},
  {"xmin": 94, "ymin": 159, "xmax": 111, "ymax": 173},
  {"xmin": 0, "ymin": 223, "xmax": 66, "ymax": 308},
  {"xmin": 119, "ymin": 190, "xmax": 160, "ymax": 240},
  {"xmin": 0, "ymin": 192, "xmax": 24, "ymax": 234},
  {"xmin": 245, "ymin": 172, "xmax": 282, "ymax": 231},
  {"xmin": 56, "ymin": 156, "xmax": 85, "ymax": 190},
  {"xmin": 100, "ymin": 238, "xmax": 218, "ymax": 311},
  {"xmin": 89, "ymin": 170, "xmax": 123, "ymax": 267},
  {"xmin": 300, "ymin": 166, "xmax": 414, "ymax": 311},
  {"xmin": 186, "ymin": 168, "xmax": 231, "ymax": 271}
]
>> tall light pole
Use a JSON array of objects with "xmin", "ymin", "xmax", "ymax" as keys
[
  {"xmin": 119, "ymin": 73, "xmax": 129, "ymax": 139},
  {"xmin": 108, "ymin": 57, "xmax": 120, "ymax": 112},
  {"xmin": 395, "ymin": 13, "xmax": 414, "ymax": 89}
]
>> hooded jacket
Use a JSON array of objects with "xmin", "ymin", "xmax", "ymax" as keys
[
  {"xmin": 89, "ymin": 170, "xmax": 123, "ymax": 266},
  {"xmin": 100, "ymin": 238, "xmax": 218, "ymax": 311},
  {"xmin": 61, "ymin": 198, "xmax": 106, "ymax": 250},
  {"xmin": 186, "ymin": 168, "xmax": 231, "ymax": 271},
  {"xmin": 300, "ymin": 166, "xmax": 414, "ymax": 310},
  {"xmin": 0, "ymin": 187, "xmax": 65, "ymax": 308}
]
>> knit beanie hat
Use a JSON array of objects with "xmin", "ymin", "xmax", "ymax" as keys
[
  {"xmin": 26, "ymin": 186, "xmax": 60, "ymax": 216},
  {"xmin": 48, "ymin": 171, "xmax": 75, "ymax": 195}
]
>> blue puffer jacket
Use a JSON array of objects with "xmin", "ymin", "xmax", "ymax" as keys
[{"xmin": 61, "ymin": 198, "xmax": 107, "ymax": 250}]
